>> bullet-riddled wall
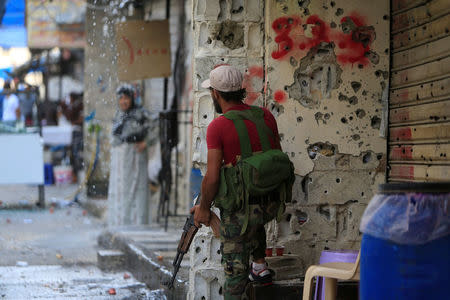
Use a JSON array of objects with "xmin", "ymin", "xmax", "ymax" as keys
[
  {"xmin": 190, "ymin": 0, "xmax": 389, "ymax": 298},
  {"xmin": 264, "ymin": 0, "xmax": 389, "ymax": 265}
]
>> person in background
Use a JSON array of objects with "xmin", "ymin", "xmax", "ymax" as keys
[
  {"xmin": 107, "ymin": 84, "xmax": 151, "ymax": 226},
  {"xmin": 37, "ymin": 97, "xmax": 59, "ymax": 126},
  {"xmin": 0, "ymin": 81, "xmax": 5, "ymax": 120},
  {"xmin": 61, "ymin": 92, "xmax": 84, "ymax": 182},
  {"xmin": 1, "ymin": 80, "xmax": 20, "ymax": 123},
  {"xmin": 18, "ymin": 84, "xmax": 38, "ymax": 126}
]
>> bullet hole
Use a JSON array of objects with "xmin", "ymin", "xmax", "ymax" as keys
[
  {"xmin": 318, "ymin": 205, "xmax": 331, "ymax": 221},
  {"xmin": 231, "ymin": 6, "xmax": 243, "ymax": 14},
  {"xmin": 296, "ymin": 210, "xmax": 308, "ymax": 225},
  {"xmin": 349, "ymin": 116, "xmax": 354, "ymax": 120},
  {"xmin": 336, "ymin": 8, "xmax": 344, "ymax": 16},
  {"xmin": 290, "ymin": 56, "xmax": 298, "ymax": 67},
  {"xmin": 361, "ymin": 192, "xmax": 365, "ymax": 196},
  {"xmin": 363, "ymin": 152, "xmax": 372, "ymax": 163},
  {"xmin": 212, "ymin": 20, "xmax": 244, "ymax": 50},
  {"xmin": 371, "ymin": 116, "xmax": 381, "ymax": 129},
  {"xmin": 295, "ymin": 231, "xmax": 300, "ymax": 235},
  {"xmin": 286, "ymin": 214, "xmax": 292, "ymax": 222},
  {"xmin": 203, "ymin": 114, "xmax": 208, "ymax": 119},
  {"xmin": 196, "ymin": 247, "xmax": 201, "ymax": 253},
  {"xmin": 297, "ymin": 116, "xmax": 303, "ymax": 123},
  {"xmin": 358, "ymin": 64, "xmax": 364, "ymax": 69},
  {"xmin": 291, "ymin": 152, "xmax": 296, "ymax": 157},
  {"xmin": 330, "ymin": 1, "xmax": 335, "ymax": 7},
  {"xmin": 356, "ymin": 109, "xmax": 366, "ymax": 118},
  {"xmin": 341, "ymin": 117, "xmax": 348, "ymax": 124},
  {"xmin": 201, "ymin": 239, "xmax": 204, "ymax": 243},
  {"xmin": 330, "ymin": 21, "xmax": 337, "ymax": 28},
  {"xmin": 219, "ymin": 287, "xmax": 223, "ymax": 295},
  {"xmin": 336, "ymin": 178, "xmax": 341, "ymax": 183},
  {"xmin": 217, "ymin": 250, "xmax": 221, "ymax": 255},
  {"xmin": 301, "ymin": 176, "xmax": 308, "ymax": 193},
  {"xmin": 297, "ymin": 0, "xmax": 311, "ymax": 9},
  {"xmin": 349, "ymin": 96, "xmax": 358, "ymax": 104},
  {"xmin": 203, "ymin": 258, "xmax": 208, "ymax": 263},
  {"xmin": 384, "ymin": 48, "xmax": 389, "ymax": 55},
  {"xmin": 383, "ymin": 15, "xmax": 389, "ymax": 20},
  {"xmin": 207, "ymin": 38, "xmax": 212, "ymax": 44},
  {"xmin": 377, "ymin": 154, "xmax": 383, "ymax": 160},
  {"xmin": 324, "ymin": 190, "xmax": 328, "ymax": 194},
  {"xmin": 365, "ymin": 50, "xmax": 380, "ymax": 64},
  {"xmin": 308, "ymin": 142, "xmax": 336, "ymax": 159},
  {"xmin": 351, "ymin": 81, "xmax": 362, "ymax": 93},
  {"xmin": 352, "ymin": 134, "xmax": 360, "ymax": 141},
  {"xmin": 304, "ymin": 8, "xmax": 310, "ymax": 15}
]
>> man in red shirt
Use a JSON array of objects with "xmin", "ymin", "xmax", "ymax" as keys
[{"xmin": 190, "ymin": 65, "xmax": 281, "ymax": 299}]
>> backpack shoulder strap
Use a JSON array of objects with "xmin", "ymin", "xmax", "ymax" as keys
[{"xmin": 224, "ymin": 106, "xmax": 274, "ymax": 158}]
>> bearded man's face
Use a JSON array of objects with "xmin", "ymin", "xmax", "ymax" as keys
[{"xmin": 211, "ymin": 89, "xmax": 223, "ymax": 114}]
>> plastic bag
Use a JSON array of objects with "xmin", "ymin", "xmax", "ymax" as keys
[{"xmin": 360, "ymin": 192, "xmax": 450, "ymax": 245}]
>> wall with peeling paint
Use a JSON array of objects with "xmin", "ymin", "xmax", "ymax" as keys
[{"xmin": 265, "ymin": 0, "xmax": 389, "ymax": 267}]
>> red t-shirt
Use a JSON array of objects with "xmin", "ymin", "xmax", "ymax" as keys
[{"xmin": 206, "ymin": 103, "xmax": 281, "ymax": 166}]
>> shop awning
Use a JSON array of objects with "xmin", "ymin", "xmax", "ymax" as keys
[{"xmin": 0, "ymin": 0, "xmax": 26, "ymax": 48}]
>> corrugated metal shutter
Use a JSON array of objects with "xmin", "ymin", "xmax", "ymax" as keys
[{"xmin": 388, "ymin": 0, "xmax": 450, "ymax": 182}]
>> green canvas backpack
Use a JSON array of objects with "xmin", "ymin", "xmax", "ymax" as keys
[{"xmin": 213, "ymin": 106, "xmax": 295, "ymax": 235}]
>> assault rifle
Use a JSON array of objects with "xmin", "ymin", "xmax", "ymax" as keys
[{"xmin": 168, "ymin": 194, "xmax": 220, "ymax": 289}]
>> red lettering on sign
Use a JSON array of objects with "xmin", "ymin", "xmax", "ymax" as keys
[
  {"xmin": 122, "ymin": 36, "xmax": 135, "ymax": 65},
  {"xmin": 161, "ymin": 48, "xmax": 168, "ymax": 54}
]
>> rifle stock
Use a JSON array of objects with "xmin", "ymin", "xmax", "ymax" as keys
[{"xmin": 168, "ymin": 194, "xmax": 221, "ymax": 289}]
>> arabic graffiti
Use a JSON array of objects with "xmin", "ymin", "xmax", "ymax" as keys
[{"xmin": 271, "ymin": 12, "xmax": 377, "ymax": 67}]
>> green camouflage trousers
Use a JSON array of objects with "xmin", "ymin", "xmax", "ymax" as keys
[{"xmin": 220, "ymin": 196, "xmax": 280, "ymax": 300}]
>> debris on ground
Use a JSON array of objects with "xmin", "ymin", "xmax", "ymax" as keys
[
  {"xmin": 16, "ymin": 261, "xmax": 28, "ymax": 267},
  {"xmin": 108, "ymin": 288, "xmax": 116, "ymax": 295}
]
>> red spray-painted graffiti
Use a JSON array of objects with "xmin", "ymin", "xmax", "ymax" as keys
[
  {"xmin": 271, "ymin": 13, "xmax": 376, "ymax": 67},
  {"xmin": 122, "ymin": 36, "xmax": 168, "ymax": 65},
  {"xmin": 274, "ymin": 90, "xmax": 287, "ymax": 103},
  {"xmin": 242, "ymin": 66, "xmax": 264, "ymax": 105}
]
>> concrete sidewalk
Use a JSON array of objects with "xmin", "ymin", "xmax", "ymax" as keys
[{"xmin": 97, "ymin": 224, "xmax": 189, "ymax": 300}]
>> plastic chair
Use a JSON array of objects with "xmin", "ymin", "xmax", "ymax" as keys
[{"xmin": 302, "ymin": 250, "xmax": 361, "ymax": 300}]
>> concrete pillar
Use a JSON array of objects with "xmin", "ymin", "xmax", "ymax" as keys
[{"xmin": 189, "ymin": 0, "xmax": 265, "ymax": 298}]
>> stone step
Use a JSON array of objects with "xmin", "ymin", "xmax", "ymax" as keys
[{"xmin": 97, "ymin": 250, "xmax": 125, "ymax": 271}]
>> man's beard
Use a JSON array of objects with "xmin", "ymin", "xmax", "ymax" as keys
[{"xmin": 212, "ymin": 97, "xmax": 222, "ymax": 114}]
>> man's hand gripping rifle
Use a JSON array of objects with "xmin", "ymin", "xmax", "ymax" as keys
[{"xmin": 168, "ymin": 194, "xmax": 220, "ymax": 289}]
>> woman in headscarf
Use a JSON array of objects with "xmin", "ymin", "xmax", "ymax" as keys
[{"xmin": 107, "ymin": 84, "xmax": 151, "ymax": 226}]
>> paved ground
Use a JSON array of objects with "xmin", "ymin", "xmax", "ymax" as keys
[
  {"xmin": 0, "ymin": 265, "xmax": 167, "ymax": 299},
  {"xmin": 0, "ymin": 184, "xmax": 80, "ymax": 208},
  {"xmin": 0, "ymin": 204, "xmax": 104, "ymax": 266},
  {"xmin": 0, "ymin": 184, "xmax": 167, "ymax": 299}
]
